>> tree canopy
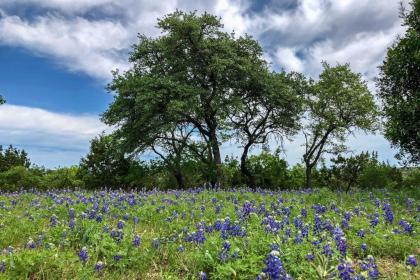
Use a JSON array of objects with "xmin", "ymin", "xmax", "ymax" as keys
[
  {"xmin": 377, "ymin": 0, "xmax": 420, "ymax": 164},
  {"xmin": 302, "ymin": 62, "xmax": 379, "ymax": 188}
]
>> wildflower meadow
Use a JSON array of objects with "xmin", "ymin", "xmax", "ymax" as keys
[{"xmin": 0, "ymin": 187, "xmax": 418, "ymax": 279}]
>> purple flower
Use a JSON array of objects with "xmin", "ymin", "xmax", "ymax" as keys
[
  {"xmin": 95, "ymin": 261, "xmax": 104, "ymax": 273},
  {"xmin": 337, "ymin": 261, "xmax": 354, "ymax": 280},
  {"xmin": 79, "ymin": 247, "xmax": 88, "ymax": 262},
  {"xmin": 261, "ymin": 250, "xmax": 292, "ymax": 280},
  {"xmin": 133, "ymin": 234, "xmax": 141, "ymax": 247},
  {"xmin": 406, "ymin": 255, "xmax": 417, "ymax": 267},
  {"xmin": 361, "ymin": 243, "xmax": 368, "ymax": 252},
  {"xmin": 117, "ymin": 220, "xmax": 125, "ymax": 229},
  {"xmin": 198, "ymin": 271, "xmax": 207, "ymax": 280},
  {"xmin": 0, "ymin": 260, "xmax": 5, "ymax": 273},
  {"xmin": 382, "ymin": 203, "xmax": 394, "ymax": 224},
  {"xmin": 306, "ymin": 253, "xmax": 314, "ymax": 261}
]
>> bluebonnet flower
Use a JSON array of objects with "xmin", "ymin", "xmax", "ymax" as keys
[
  {"xmin": 177, "ymin": 245, "xmax": 185, "ymax": 252},
  {"xmin": 337, "ymin": 261, "xmax": 354, "ymax": 280},
  {"xmin": 357, "ymin": 229, "xmax": 365, "ymax": 238},
  {"xmin": 361, "ymin": 243, "xmax": 368, "ymax": 252},
  {"xmin": 27, "ymin": 238, "xmax": 36, "ymax": 249},
  {"xmin": 382, "ymin": 203, "xmax": 394, "ymax": 224},
  {"xmin": 398, "ymin": 220, "xmax": 413, "ymax": 234},
  {"xmin": 322, "ymin": 243, "xmax": 333, "ymax": 257},
  {"xmin": 117, "ymin": 220, "xmax": 125, "ymax": 229},
  {"xmin": 337, "ymin": 237, "xmax": 347, "ymax": 257},
  {"xmin": 95, "ymin": 261, "xmax": 104, "ymax": 273},
  {"xmin": 301, "ymin": 208, "xmax": 307, "ymax": 218},
  {"xmin": 133, "ymin": 234, "xmax": 141, "ymax": 247},
  {"xmin": 69, "ymin": 208, "xmax": 75, "ymax": 219},
  {"xmin": 261, "ymin": 250, "xmax": 292, "ymax": 280},
  {"xmin": 314, "ymin": 215, "xmax": 323, "ymax": 234},
  {"xmin": 79, "ymin": 247, "xmax": 88, "ymax": 262},
  {"xmin": 50, "ymin": 215, "xmax": 58, "ymax": 226},
  {"xmin": 114, "ymin": 254, "xmax": 122, "ymax": 262},
  {"xmin": 406, "ymin": 255, "xmax": 417, "ymax": 267},
  {"xmin": 306, "ymin": 253, "xmax": 314, "ymax": 261},
  {"xmin": 133, "ymin": 216, "xmax": 139, "ymax": 224},
  {"xmin": 0, "ymin": 260, "xmax": 5, "ymax": 273},
  {"xmin": 198, "ymin": 271, "xmax": 207, "ymax": 280},
  {"xmin": 69, "ymin": 218, "xmax": 76, "ymax": 230},
  {"xmin": 370, "ymin": 215, "xmax": 379, "ymax": 228}
]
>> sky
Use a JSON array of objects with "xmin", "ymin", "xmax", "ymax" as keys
[{"xmin": 0, "ymin": 0, "xmax": 408, "ymax": 168}]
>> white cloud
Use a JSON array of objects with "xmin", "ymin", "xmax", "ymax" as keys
[
  {"xmin": 275, "ymin": 47, "xmax": 304, "ymax": 72},
  {"xmin": 0, "ymin": 104, "xmax": 108, "ymax": 167}
]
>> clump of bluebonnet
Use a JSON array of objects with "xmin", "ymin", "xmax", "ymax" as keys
[
  {"xmin": 133, "ymin": 234, "xmax": 141, "ymax": 247},
  {"xmin": 406, "ymin": 255, "xmax": 417, "ymax": 268},
  {"xmin": 382, "ymin": 203, "xmax": 394, "ymax": 224},
  {"xmin": 361, "ymin": 243, "xmax": 368, "ymax": 252},
  {"xmin": 218, "ymin": 240, "xmax": 231, "ymax": 262},
  {"xmin": 337, "ymin": 261, "xmax": 354, "ymax": 280},
  {"xmin": 198, "ymin": 271, "xmax": 207, "ymax": 280},
  {"xmin": 259, "ymin": 250, "xmax": 292, "ymax": 280},
  {"xmin": 95, "ymin": 261, "xmax": 104, "ymax": 274},
  {"xmin": 50, "ymin": 214, "xmax": 58, "ymax": 226},
  {"xmin": 117, "ymin": 220, "xmax": 125, "ymax": 229},
  {"xmin": 398, "ymin": 220, "xmax": 413, "ymax": 234},
  {"xmin": 306, "ymin": 253, "xmax": 314, "ymax": 261},
  {"xmin": 79, "ymin": 247, "xmax": 88, "ymax": 262},
  {"xmin": 27, "ymin": 238, "xmax": 36, "ymax": 249},
  {"xmin": 322, "ymin": 243, "xmax": 333, "ymax": 257}
]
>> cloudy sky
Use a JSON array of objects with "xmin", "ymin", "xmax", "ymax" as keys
[{"xmin": 0, "ymin": 0, "xmax": 407, "ymax": 168}]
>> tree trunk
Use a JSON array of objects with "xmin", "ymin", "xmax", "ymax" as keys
[
  {"xmin": 173, "ymin": 169, "xmax": 185, "ymax": 189},
  {"xmin": 209, "ymin": 127, "xmax": 222, "ymax": 187},
  {"xmin": 240, "ymin": 143, "xmax": 255, "ymax": 187},
  {"xmin": 305, "ymin": 163, "xmax": 312, "ymax": 189}
]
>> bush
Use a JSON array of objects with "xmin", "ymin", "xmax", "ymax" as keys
[{"xmin": 0, "ymin": 166, "xmax": 43, "ymax": 191}]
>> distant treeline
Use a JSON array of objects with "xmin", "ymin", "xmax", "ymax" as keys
[{"xmin": 0, "ymin": 144, "xmax": 418, "ymax": 192}]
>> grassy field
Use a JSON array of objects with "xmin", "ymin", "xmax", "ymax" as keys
[{"xmin": 0, "ymin": 187, "xmax": 418, "ymax": 279}]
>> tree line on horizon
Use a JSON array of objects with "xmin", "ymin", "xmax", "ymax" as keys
[{"xmin": 0, "ymin": 1, "xmax": 418, "ymax": 191}]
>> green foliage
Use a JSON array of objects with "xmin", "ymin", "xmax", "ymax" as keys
[
  {"xmin": 358, "ymin": 162, "xmax": 403, "ymax": 189},
  {"xmin": 246, "ymin": 149, "xmax": 289, "ymax": 189},
  {"xmin": 377, "ymin": 0, "xmax": 420, "ymax": 164},
  {"xmin": 402, "ymin": 167, "xmax": 420, "ymax": 188},
  {"xmin": 42, "ymin": 166, "xmax": 85, "ymax": 189},
  {"xmin": 0, "ymin": 166, "xmax": 42, "ymax": 191}
]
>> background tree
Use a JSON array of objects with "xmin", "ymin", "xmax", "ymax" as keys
[
  {"xmin": 302, "ymin": 62, "xmax": 378, "ymax": 188},
  {"xmin": 330, "ymin": 151, "xmax": 377, "ymax": 192},
  {"xmin": 0, "ymin": 145, "xmax": 31, "ymax": 172},
  {"xmin": 102, "ymin": 11, "xmax": 270, "ymax": 186},
  {"xmin": 377, "ymin": 0, "xmax": 420, "ymax": 164},
  {"xmin": 78, "ymin": 133, "xmax": 137, "ymax": 188},
  {"xmin": 229, "ymin": 71, "xmax": 305, "ymax": 186}
]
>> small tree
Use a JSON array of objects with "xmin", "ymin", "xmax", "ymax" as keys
[
  {"xmin": 78, "ymin": 133, "xmax": 136, "ymax": 189},
  {"xmin": 330, "ymin": 151, "xmax": 377, "ymax": 192},
  {"xmin": 303, "ymin": 62, "xmax": 378, "ymax": 188}
]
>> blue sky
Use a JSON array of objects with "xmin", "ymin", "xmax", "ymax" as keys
[{"xmin": 0, "ymin": 0, "xmax": 407, "ymax": 168}]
